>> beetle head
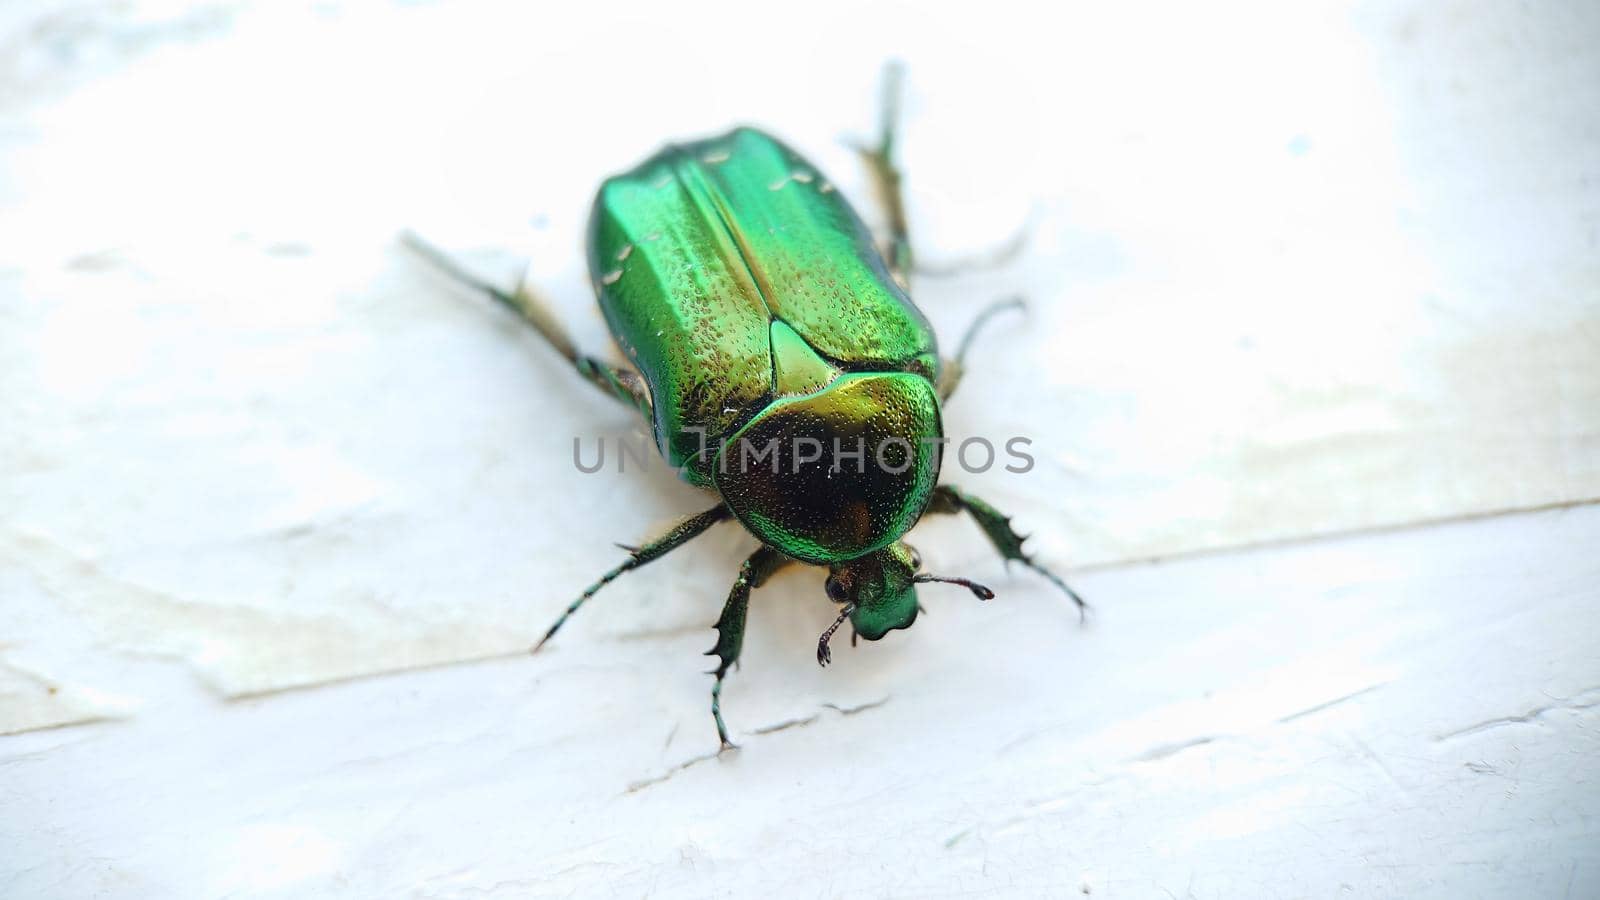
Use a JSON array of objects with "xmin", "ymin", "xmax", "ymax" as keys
[{"xmin": 816, "ymin": 543, "xmax": 994, "ymax": 665}]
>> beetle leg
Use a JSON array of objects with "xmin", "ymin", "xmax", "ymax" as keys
[
  {"xmin": 402, "ymin": 231, "xmax": 653, "ymax": 418},
  {"xmin": 937, "ymin": 297, "xmax": 1026, "ymax": 401},
  {"xmin": 706, "ymin": 545, "xmax": 791, "ymax": 751},
  {"xmin": 533, "ymin": 505, "xmax": 731, "ymax": 652},
  {"xmin": 913, "ymin": 223, "xmax": 1032, "ymax": 278},
  {"xmin": 855, "ymin": 62, "xmax": 914, "ymax": 286},
  {"xmin": 924, "ymin": 485, "xmax": 1088, "ymax": 621}
]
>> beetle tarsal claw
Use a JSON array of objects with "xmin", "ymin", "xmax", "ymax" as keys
[
  {"xmin": 531, "ymin": 623, "xmax": 561, "ymax": 653},
  {"xmin": 817, "ymin": 604, "xmax": 854, "ymax": 667}
]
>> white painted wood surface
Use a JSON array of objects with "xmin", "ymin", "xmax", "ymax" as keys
[
  {"xmin": 3, "ymin": 506, "xmax": 1597, "ymax": 897},
  {"xmin": 2, "ymin": 1, "xmax": 1598, "ymax": 897},
  {"xmin": 4, "ymin": 0, "xmax": 1599, "ymax": 727}
]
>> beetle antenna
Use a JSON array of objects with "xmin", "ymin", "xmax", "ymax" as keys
[
  {"xmin": 914, "ymin": 573, "xmax": 995, "ymax": 601},
  {"xmin": 816, "ymin": 604, "xmax": 855, "ymax": 667}
]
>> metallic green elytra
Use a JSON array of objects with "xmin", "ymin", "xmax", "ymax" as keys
[
  {"xmin": 589, "ymin": 126, "xmax": 944, "ymax": 572},
  {"xmin": 406, "ymin": 67, "xmax": 1086, "ymax": 751}
]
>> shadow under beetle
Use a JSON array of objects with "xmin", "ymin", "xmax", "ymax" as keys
[{"xmin": 407, "ymin": 67, "xmax": 1085, "ymax": 750}]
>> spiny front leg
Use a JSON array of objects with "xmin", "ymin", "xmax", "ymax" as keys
[
  {"xmin": 706, "ymin": 545, "xmax": 791, "ymax": 751},
  {"xmin": 534, "ymin": 505, "xmax": 730, "ymax": 651},
  {"xmin": 926, "ymin": 485, "xmax": 1088, "ymax": 620}
]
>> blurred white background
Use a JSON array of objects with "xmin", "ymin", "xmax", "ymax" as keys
[{"xmin": 1, "ymin": 1, "xmax": 1596, "ymax": 897}]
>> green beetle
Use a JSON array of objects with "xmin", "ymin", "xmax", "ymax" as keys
[{"xmin": 407, "ymin": 69, "xmax": 1084, "ymax": 749}]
